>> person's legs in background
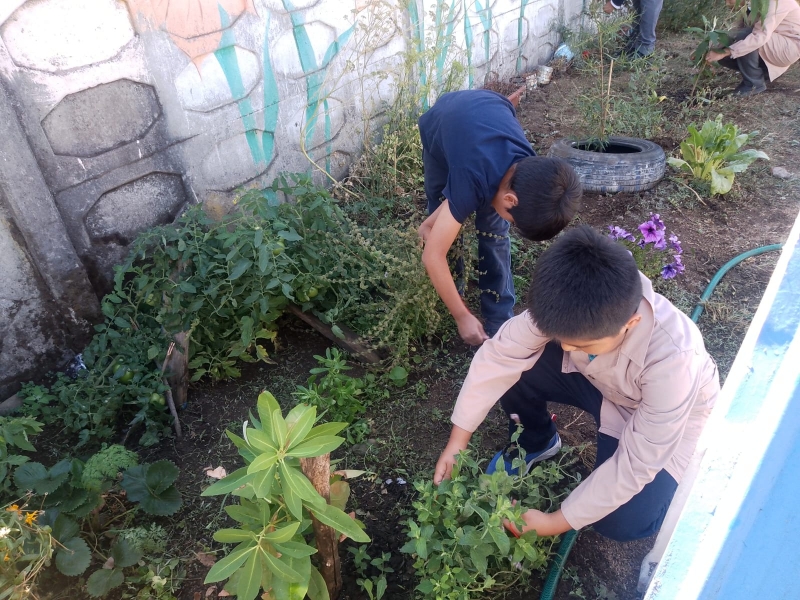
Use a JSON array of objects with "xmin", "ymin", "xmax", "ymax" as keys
[{"xmin": 717, "ymin": 28, "xmax": 768, "ymax": 95}]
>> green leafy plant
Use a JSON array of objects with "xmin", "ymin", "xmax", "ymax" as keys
[
  {"xmin": 0, "ymin": 417, "xmax": 42, "ymax": 500},
  {"xmin": 668, "ymin": 115, "xmax": 769, "ymax": 195},
  {"xmin": 349, "ymin": 546, "xmax": 392, "ymax": 600},
  {"xmin": 123, "ymin": 556, "xmax": 185, "ymax": 600},
  {"xmin": 120, "ymin": 461, "xmax": 182, "ymax": 517},
  {"xmin": 82, "ymin": 444, "xmax": 139, "ymax": 492},
  {"xmin": 201, "ymin": 392, "xmax": 370, "ymax": 600},
  {"xmin": 293, "ymin": 349, "xmax": 367, "ymax": 426},
  {"xmin": 402, "ymin": 436, "xmax": 581, "ymax": 599},
  {"xmin": 18, "ymin": 322, "xmax": 173, "ymax": 448},
  {"xmin": 687, "ymin": 17, "xmax": 732, "ymax": 67}
]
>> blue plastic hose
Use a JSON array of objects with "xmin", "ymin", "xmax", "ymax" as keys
[{"xmin": 538, "ymin": 243, "xmax": 784, "ymax": 600}]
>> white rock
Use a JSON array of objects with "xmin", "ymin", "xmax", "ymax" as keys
[{"xmin": 772, "ymin": 167, "xmax": 793, "ymax": 180}]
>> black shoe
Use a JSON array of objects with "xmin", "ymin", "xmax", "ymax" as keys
[{"xmin": 732, "ymin": 81, "xmax": 766, "ymax": 96}]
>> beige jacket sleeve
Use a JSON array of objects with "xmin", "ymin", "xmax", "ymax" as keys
[
  {"xmin": 729, "ymin": 1, "xmax": 792, "ymax": 59},
  {"xmin": 560, "ymin": 349, "xmax": 703, "ymax": 530},
  {"xmin": 451, "ymin": 312, "xmax": 550, "ymax": 432}
]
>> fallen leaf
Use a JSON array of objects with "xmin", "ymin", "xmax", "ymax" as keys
[
  {"xmin": 206, "ymin": 586, "xmax": 217, "ymax": 597},
  {"xmin": 219, "ymin": 591, "xmax": 231, "ymax": 597},
  {"xmin": 103, "ymin": 556, "xmax": 115, "ymax": 570},
  {"xmin": 205, "ymin": 466, "xmax": 227, "ymax": 479},
  {"xmin": 194, "ymin": 593, "xmax": 202, "ymax": 600},
  {"xmin": 195, "ymin": 552, "xmax": 217, "ymax": 567},
  {"xmin": 334, "ymin": 469, "xmax": 366, "ymax": 479}
]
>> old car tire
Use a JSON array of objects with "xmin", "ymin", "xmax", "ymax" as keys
[{"xmin": 548, "ymin": 136, "xmax": 666, "ymax": 193}]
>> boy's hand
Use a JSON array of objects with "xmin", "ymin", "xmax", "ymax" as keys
[
  {"xmin": 433, "ymin": 426, "xmax": 472, "ymax": 484},
  {"xmin": 603, "ymin": 0, "xmax": 615, "ymax": 13},
  {"xmin": 503, "ymin": 507, "xmax": 572, "ymax": 537},
  {"xmin": 434, "ymin": 442, "xmax": 465, "ymax": 484},
  {"xmin": 457, "ymin": 313, "xmax": 489, "ymax": 345}
]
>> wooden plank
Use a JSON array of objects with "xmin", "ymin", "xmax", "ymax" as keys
[{"xmin": 286, "ymin": 304, "xmax": 382, "ymax": 364}]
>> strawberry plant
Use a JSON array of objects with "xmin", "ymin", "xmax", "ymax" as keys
[
  {"xmin": 402, "ymin": 436, "xmax": 581, "ymax": 599},
  {"xmin": 202, "ymin": 392, "xmax": 369, "ymax": 600}
]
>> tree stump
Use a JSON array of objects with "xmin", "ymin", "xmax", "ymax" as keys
[{"xmin": 300, "ymin": 454, "xmax": 341, "ymax": 599}]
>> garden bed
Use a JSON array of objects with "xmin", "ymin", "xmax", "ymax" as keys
[{"xmin": 17, "ymin": 31, "xmax": 800, "ymax": 600}]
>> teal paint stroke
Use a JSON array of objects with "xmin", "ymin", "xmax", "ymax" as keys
[
  {"xmin": 282, "ymin": 0, "xmax": 354, "ymax": 173},
  {"xmin": 474, "ymin": 0, "xmax": 492, "ymax": 61},
  {"xmin": 406, "ymin": 0, "xmax": 428, "ymax": 109},
  {"xmin": 516, "ymin": 0, "xmax": 531, "ymax": 73},
  {"xmin": 463, "ymin": 1, "xmax": 473, "ymax": 88},
  {"xmin": 215, "ymin": 4, "xmax": 266, "ymax": 165},
  {"xmin": 262, "ymin": 11, "xmax": 279, "ymax": 166},
  {"xmin": 434, "ymin": 0, "xmax": 458, "ymax": 89}
]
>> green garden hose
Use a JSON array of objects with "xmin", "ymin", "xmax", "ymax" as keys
[
  {"xmin": 690, "ymin": 244, "xmax": 784, "ymax": 322},
  {"xmin": 537, "ymin": 243, "xmax": 784, "ymax": 600}
]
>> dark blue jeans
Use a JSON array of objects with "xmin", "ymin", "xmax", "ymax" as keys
[
  {"xmin": 425, "ymin": 195, "xmax": 515, "ymax": 335},
  {"xmin": 498, "ymin": 342, "xmax": 678, "ymax": 541}
]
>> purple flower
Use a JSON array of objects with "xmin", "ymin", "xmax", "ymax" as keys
[
  {"xmin": 669, "ymin": 234, "xmax": 683, "ymax": 255},
  {"xmin": 638, "ymin": 220, "xmax": 665, "ymax": 245},
  {"xmin": 654, "ymin": 235, "xmax": 667, "ymax": 250},
  {"xmin": 661, "ymin": 263, "xmax": 678, "ymax": 279},
  {"xmin": 637, "ymin": 238, "xmax": 647, "ymax": 248},
  {"xmin": 608, "ymin": 225, "xmax": 636, "ymax": 242},
  {"xmin": 650, "ymin": 213, "xmax": 666, "ymax": 231},
  {"xmin": 673, "ymin": 254, "xmax": 686, "ymax": 274}
]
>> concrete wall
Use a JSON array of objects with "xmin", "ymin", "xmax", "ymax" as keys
[{"xmin": 0, "ymin": 0, "xmax": 580, "ymax": 398}]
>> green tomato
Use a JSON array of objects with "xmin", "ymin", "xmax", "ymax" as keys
[
  {"xmin": 119, "ymin": 370, "xmax": 135, "ymax": 384},
  {"xmin": 306, "ymin": 286, "xmax": 319, "ymax": 299},
  {"xmin": 149, "ymin": 393, "xmax": 165, "ymax": 406},
  {"xmin": 272, "ymin": 241, "xmax": 285, "ymax": 256}
]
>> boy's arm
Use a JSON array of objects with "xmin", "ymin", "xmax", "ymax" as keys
[
  {"xmin": 417, "ymin": 202, "xmax": 446, "ymax": 244},
  {"xmin": 433, "ymin": 425, "xmax": 472, "ymax": 484},
  {"xmin": 421, "ymin": 201, "xmax": 488, "ymax": 345}
]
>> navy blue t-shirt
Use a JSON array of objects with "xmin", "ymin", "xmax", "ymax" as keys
[{"xmin": 418, "ymin": 89, "xmax": 535, "ymax": 223}]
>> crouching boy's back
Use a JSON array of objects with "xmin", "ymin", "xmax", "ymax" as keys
[{"xmin": 435, "ymin": 225, "xmax": 719, "ymax": 541}]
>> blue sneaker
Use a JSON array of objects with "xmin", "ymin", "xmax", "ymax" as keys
[{"xmin": 486, "ymin": 433, "xmax": 562, "ymax": 476}]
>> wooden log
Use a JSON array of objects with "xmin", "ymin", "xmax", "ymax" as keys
[
  {"xmin": 301, "ymin": 454, "xmax": 341, "ymax": 599},
  {"xmin": 286, "ymin": 304, "xmax": 381, "ymax": 364},
  {"xmin": 159, "ymin": 342, "xmax": 183, "ymax": 439},
  {"xmin": 166, "ymin": 331, "xmax": 190, "ymax": 409}
]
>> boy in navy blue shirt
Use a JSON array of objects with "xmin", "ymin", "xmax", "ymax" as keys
[{"xmin": 417, "ymin": 90, "xmax": 582, "ymax": 344}]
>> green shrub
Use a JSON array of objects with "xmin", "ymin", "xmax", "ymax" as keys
[
  {"xmin": 668, "ymin": 115, "xmax": 769, "ymax": 195},
  {"xmin": 402, "ymin": 437, "xmax": 581, "ymax": 599},
  {"xmin": 202, "ymin": 392, "xmax": 369, "ymax": 600}
]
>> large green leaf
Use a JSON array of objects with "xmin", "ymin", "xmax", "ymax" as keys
[
  {"xmin": 87, "ymin": 568, "xmax": 125, "ymax": 597},
  {"xmin": 310, "ymin": 503, "xmax": 370, "ymax": 543},
  {"xmin": 202, "ymin": 467, "xmax": 256, "ymax": 496},
  {"xmin": 245, "ymin": 428, "xmax": 279, "ymax": 453},
  {"xmin": 271, "ymin": 408, "xmax": 289, "ymax": 448},
  {"xmin": 55, "ymin": 537, "xmax": 91, "ymax": 576},
  {"xmin": 263, "ymin": 522, "xmax": 300, "ymax": 544},
  {"xmin": 270, "ymin": 554, "xmax": 311, "ymax": 600},
  {"xmin": 214, "ymin": 528, "xmax": 257, "ymax": 544},
  {"xmin": 710, "ymin": 168, "xmax": 734, "ymax": 195},
  {"xmin": 488, "ymin": 525, "xmax": 511, "ymax": 555},
  {"xmin": 251, "ymin": 464, "xmax": 278, "ymax": 498},
  {"xmin": 110, "ymin": 537, "xmax": 142, "ymax": 568},
  {"xmin": 302, "ymin": 422, "xmax": 347, "ymax": 441},
  {"xmin": 307, "ymin": 566, "xmax": 331, "ymax": 600},
  {"xmin": 247, "ymin": 452, "xmax": 279, "ymax": 475},
  {"xmin": 260, "ymin": 547, "xmax": 303, "ymax": 583},
  {"xmin": 282, "ymin": 482, "xmax": 303, "ymax": 521},
  {"xmin": 121, "ymin": 462, "xmax": 182, "ymax": 515},
  {"xmin": 225, "ymin": 502, "xmax": 262, "ymax": 526},
  {"xmin": 226, "ymin": 431, "xmax": 257, "ymax": 464},
  {"xmin": 272, "ymin": 540, "xmax": 318, "ymax": 559},
  {"xmin": 280, "ymin": 463, "xmax": 325, "ymax": 509},
  {"xmin": 14, "ymin": 461, "xmax": 69, "ymax": 494},
  {"xmin": 236, "ymin": 550, "xmax": 263, "ymax": 600},
  {"xmin": 286, "ymin": 436, "xmax": 344, "ymax": 458},
  {"xmin": 329, "ymin": 480, "xmax": 350, "ymax": 511},
  {"xmin": 256, "ymin": 392, "xmax": 280, "ymax": 442},
  {"xmin": 51, "ymin": 514, "xmax": 80, "ymax": 543},
  {"xmin": 284, "ymin": 404, "xmax": 316, "ymax": 450},
  {"xmin": 204, "ymin": 543, "xmax": 257, "ymax": 583}
]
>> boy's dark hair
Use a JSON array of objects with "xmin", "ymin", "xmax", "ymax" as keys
[
  {"xmin": 508, "ymin": 156, "xmax": 582, "ymax": 241},
  {"xmin": 526, "ymin": 225, "xmax": 642, "ymax": 339}
]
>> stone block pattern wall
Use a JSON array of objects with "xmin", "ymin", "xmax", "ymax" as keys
[{"xmin": 0, "ymin": 0, "xmax": 581, "ymax": 398}]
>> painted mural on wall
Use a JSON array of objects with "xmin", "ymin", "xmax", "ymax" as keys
[{"xmin": 0, "ymin": 0, "xmax": 574, "ymax": 392}]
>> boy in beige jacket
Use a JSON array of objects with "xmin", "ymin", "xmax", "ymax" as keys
[{"xmin": 434, "ymin": 226, "xmax": 719, "ymax": 540}]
